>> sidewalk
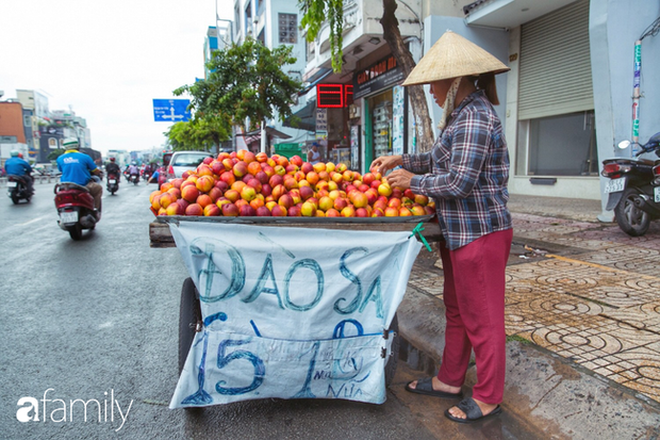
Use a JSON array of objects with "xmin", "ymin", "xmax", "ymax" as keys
[{"xmin": 397, "ymin": 194, "xmax": 660, "ymax": 439}]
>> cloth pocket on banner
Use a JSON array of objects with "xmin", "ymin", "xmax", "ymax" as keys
[{"xmin": 170, "ymin": 330, "xmax": 392, "ymax": 408}]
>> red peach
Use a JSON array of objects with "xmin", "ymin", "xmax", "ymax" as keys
[
  {"xmin": 300, "ymin": 201, "xmax": 317, "ymax": 217},
  {"xmin": 196, "ymin": 175, "xmax": 214, "ymax": 193},
  {"xmin": 181, "ymin": 185, "xmax": 200, "ymax": 203},
  {"xmin": 256, "ymin": 206, "xmax": 271, "ymax": 216},
  {"xmin": 341, "ymin": 205, "xmax": 356, "ymax": 217},
  {"xmin": 185, "ymin": 203, "xmax": 203, "ymax": 216},
  {"xmin": 166, "ymin": 202, "xmax": 185, "ymax": 216},
  {"xmin": 270, "ymin": 204, "xmax": 287, "ymax": 217},
  {"xmin": 204, "ymin": 204, "xmax": 221, "ymax": 216},
  {"xmin": 239, "ymin": 204, "xmax": 257, "ymax": 216},
  {"xmin": 301, "ymin": 162, "xmax": 314, "ymax": 174},
  {"xmin": 224, "ymin": 189, "xmax": 240, "ymax": 203},
  {"xmin": 221, "ymin": 202, "xmax": 239, "ymax": 217},
  {"xmin": 233, "ymin": 161, "xmax": 248, "ymax": 177}
]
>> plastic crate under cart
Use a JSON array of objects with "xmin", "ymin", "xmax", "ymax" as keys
[{"xmin": 149, "ymin": 216, "xmax": 439, "ymax": 409}]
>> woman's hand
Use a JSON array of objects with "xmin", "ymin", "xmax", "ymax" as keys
[
  {"xmin": 385, "ymin": 168, "xmax": 415, "ymax": 190},
  {"xmin": 370, "ymin": 155, "xmax": 402, "ymax": 176}
]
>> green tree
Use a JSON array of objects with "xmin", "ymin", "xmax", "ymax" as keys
[
  {"xmin": 174, "ymin": 37, "xmax": 302, "ymax": 149},
  {"xmin": 164, "ymin": 116, "xmax": 230, "ymax": 152},
  {"xmin": 299, "ymin": 0, "xmax": 434, "ymax": 152},
  {"xmin": 47, "ymin": 148, "xmax": 65, "ymax": 161}
]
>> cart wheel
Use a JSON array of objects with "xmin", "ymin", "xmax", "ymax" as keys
[
  {"xmin": 384, "ymin": 313, "xmax": 400, "ymax": 388},
  {"xmin": 179, "ymin": 277, "xmax": 202, "ymax": 374}
]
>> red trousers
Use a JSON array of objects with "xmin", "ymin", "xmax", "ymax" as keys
[{"xmin": 437, "ymin": 228, "xmax": 513, "ymax": 404}]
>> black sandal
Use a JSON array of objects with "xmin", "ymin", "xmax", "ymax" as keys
[
  {"xmin": 444, "ymin": 397, "xmax": 502, "ymax": 424},
  {"xmin": 404, "ymin": 377, "xmax": 462, "ymax": 398}
]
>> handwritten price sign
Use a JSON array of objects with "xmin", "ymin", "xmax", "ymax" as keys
[{"xmin": 168, "ymin": 222, "xmax": 422, "ymax": 408}]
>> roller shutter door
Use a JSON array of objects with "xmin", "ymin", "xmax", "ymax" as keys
[{"xmin": 518, "ymin": 0, "xmax": 593, "ymax": 120}]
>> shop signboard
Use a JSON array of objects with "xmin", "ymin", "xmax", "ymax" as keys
[
  {"xmin": 392, "ymin": 85, "xmax": 405, "ymax": 155},
  {"xmin": 353, "ymin": 55, "xmax": 404, "ymax": 100},
  {"xmin": 315, "ymin": 108, "xmax": 328, "ymax": 141},
  {"xmin": 350, "ymin": 125, "xmax": 360, "ymax": 171}
]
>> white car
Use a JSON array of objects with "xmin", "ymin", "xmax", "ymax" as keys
[{"xmin": 166, "ymin": 151, "xmax": 213, "ymax": 180}]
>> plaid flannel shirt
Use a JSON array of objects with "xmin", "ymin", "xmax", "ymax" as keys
[{"xmin": 403, "ymin": 90, "xmax": 512, "ymax": 250}]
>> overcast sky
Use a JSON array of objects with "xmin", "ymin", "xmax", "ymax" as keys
[{"xmin": 0, "ymin": 0, "xmax": 233, "ymax": 155}]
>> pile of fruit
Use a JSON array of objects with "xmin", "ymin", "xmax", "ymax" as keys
[{"xmin": 149, "ymin": 150, "xmax": 435, "ymax": 218}]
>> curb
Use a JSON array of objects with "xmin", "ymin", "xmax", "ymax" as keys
[{"xmin": 396, "ymin": 284, "xmax": 660, "ymax": 439}]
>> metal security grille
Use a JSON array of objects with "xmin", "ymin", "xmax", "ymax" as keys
[{"xmin": 518, "ymin": 0, "xmax": 593, "ymax": 120}]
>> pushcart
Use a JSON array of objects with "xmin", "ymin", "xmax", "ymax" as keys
[{"xmin": 149, "ymin": 215, "xmax": 441, "ymax": 408}]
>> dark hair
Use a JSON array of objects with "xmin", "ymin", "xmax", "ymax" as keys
[{"xmin": 468, "ymin": 73, "xmax": 500, "ymax": 105}]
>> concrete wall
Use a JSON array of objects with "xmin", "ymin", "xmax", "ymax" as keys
[{"xmin": 422, "ymin": 16, "xmax": 510, "ymax": 139}]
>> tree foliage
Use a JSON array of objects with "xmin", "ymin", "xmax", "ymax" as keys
[
  {"xmin": 164, "ymin": 116, "xmax": 230, "ymax": 152},
  {"xmin": 174, "ymin": 37, "xmax": 302, "ymax": 135},
  {"xmin": 47, "ymin": 149, "xmax": 65, "ymax": 161},
  {"xmin": 300, "ymin": 0, "xmax": 344, "ymax": 72}
]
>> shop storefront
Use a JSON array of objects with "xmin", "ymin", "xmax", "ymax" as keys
[
  {"xmin": 314, "ymin": 83, "xmax": 352, "ymax": 169},
  {"xmin": 353, "ymin": 54, "xmax": 406, "ymax": 174}
]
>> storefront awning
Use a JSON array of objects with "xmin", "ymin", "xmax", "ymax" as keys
[{"xmin": 283, "ymin": 100, "xmax": 315, "ymax": 132}]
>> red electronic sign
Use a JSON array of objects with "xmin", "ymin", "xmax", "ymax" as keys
[
  {"xmin": 344, "ymin": 84, "xmax": 353, "ymax": 106},
  {"xmin": 317, "ymin": 84, "xmax": 344, "ymax": 108}
]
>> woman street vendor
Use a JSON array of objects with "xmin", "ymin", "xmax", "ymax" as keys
[{"xmin": 371, "ymin": 31, "xmax": 513, "ymax": 424}]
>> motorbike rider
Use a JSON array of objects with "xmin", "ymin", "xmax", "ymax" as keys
[
  {"xmin": 128, "ymin": 162, "xmax": 140, "ymax": 182},
  {"xmin": 4, "ymin": 150, "xmax": 34, "ymax": 195},
  {"xmin": 105, "ymin": 157, "xmax": 121, "ymax": 178},
  {"xmin": 147, "ymin": 168, "xmax": 160, "ymax": 185},
  {"xmin": 56, "ymin": 138, "xmax": 103, "ymax": 213}
]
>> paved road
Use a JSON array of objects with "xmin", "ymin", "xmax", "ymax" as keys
[{"xmin": 4, "ymin": 180, "xmax": 516, "ymax": 440}]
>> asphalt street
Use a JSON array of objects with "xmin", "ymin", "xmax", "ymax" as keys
[{"xmin": 1, "ymin": 179, "xmax": 473, "ymax": 440}]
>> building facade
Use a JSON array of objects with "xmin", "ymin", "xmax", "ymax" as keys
[
  {"xmin": 462, "ymin": 0, "xmax": 660, "ymax": 219},
  {"xmin": 289, "ymin": 0, "xmax": 659, "ymax": 220},
  {"xmin": 230, "ymin": 0, "xmax": 310, "ymax": 154}
]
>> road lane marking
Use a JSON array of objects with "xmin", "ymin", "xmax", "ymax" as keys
[{"xmin": 17, "ymin": 216, "xmax": 47, "ymax": 226}]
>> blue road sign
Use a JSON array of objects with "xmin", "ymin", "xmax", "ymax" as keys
[{"xmin": 153, "ymin": 99, "xmax": 191, "ymax": 122}]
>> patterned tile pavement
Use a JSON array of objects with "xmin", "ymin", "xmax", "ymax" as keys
[{"xmin": 409, "ymin": 208, "xmax": 660, "ymax": 405}]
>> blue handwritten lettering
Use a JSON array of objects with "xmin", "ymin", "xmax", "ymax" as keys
[
  {"xmin": 334, "ymin": 247, "xmax": 368, "ymax": 314},
  {"xmin": 327, "ymin": 381, "xmax": 366, "ymax": 399},
  {"xmin": 215, "ymin": 339, "xmax": 265, "ymax": 395},
  {"xmin": 190, "ymin": 239, "xmax": 245, "ymax": 303},
  {"xmin": 242, "ymin": 253, "xmax": 284, "ymax": 308},
  {"xmin": 332, "ymin": 319, "xmax": 364, "ymax": 339},
  {"xmin": 283, "ymin": 259, "xmax": 324, "ymax": 312},
  {"xmin": 181, "ymin": 331, "xmax": 213, "ymax": 406},
  {"xmin": 360, "ymin": 276, "xmax": 384, "ymax": 318},
  {"xmin": 292, "ymin": 341, "xmax": 320, "ymax": 399}
]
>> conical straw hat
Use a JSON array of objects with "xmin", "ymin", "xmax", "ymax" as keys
[{"xmin": 402, "ymin": 31, "xmax": 510, "ymax": 86}]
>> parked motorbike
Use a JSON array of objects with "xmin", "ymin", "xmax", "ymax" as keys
[
  {"xmin": 6, "ymin": 174, "xmax": 33, "ymax": 204},
  {"xmin": 601, "ymin": 132, "xmax": 660, "ymax": 236},
  {"xmin": 106, "ymin": 173, "xmax": 120, "ymax": 195},
  {"xmin": 54, "ymin": 182, "xmax": 100, "ymax": 240},
  {"xmin": 129, "ymin": 173, "xmax": 139, "ymax": 185}
]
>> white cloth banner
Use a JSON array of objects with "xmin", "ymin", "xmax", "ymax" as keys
[{"xmin": 168, "ymin": 221, "xmax": 422, "ymax": 408}]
